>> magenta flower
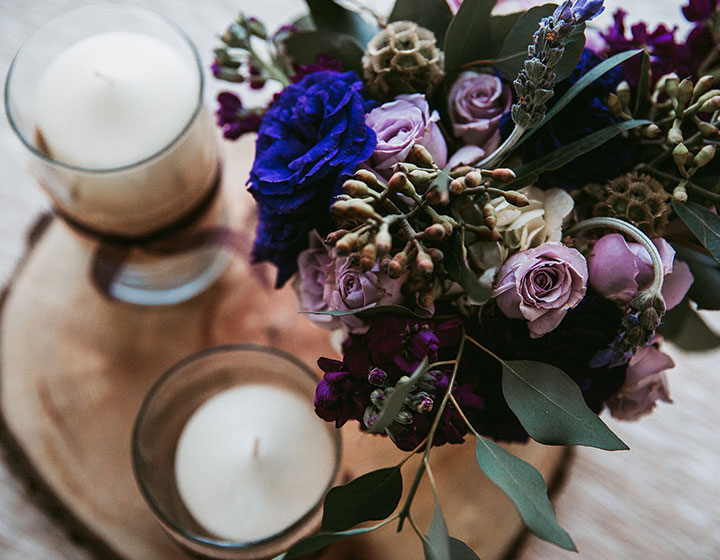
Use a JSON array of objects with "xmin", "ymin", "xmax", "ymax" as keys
[
  {"xmin": 606, "ymin": 340, "xmax": 673, "ymax": 420},
  {"xmin": 365, "ymin": 93, "xmax": 447, "ymax": 172},
  {"xmin": 494, "ymin": 242, "xmax": 588, "ymax": 338},
  {"xmin": 587, "ymin": 234, "xmax": 694, "ymax": 309},
  {"xmin": 448, "ymin": 72, "xmax": 511, "ymax": 154}
]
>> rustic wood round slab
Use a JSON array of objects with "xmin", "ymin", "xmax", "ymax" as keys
[{"xmin": 0, "ymin": 138, "xmax": 570, "ymax": 560}]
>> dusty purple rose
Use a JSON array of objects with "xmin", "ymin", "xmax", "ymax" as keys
[
  {"xmin": 365, "ymin": 93, "xmax": 447, "ymax": 171},
  {"xmin": 606, "ymin": 340, "xmax": 673, "ymax": 420},
  {"xmin": 448, "ymin": 72, "xmax": 511, "ymax": 153},
  {"xmin": 588, "ymin": 234, "xmax": 694, "ymax": 309},
  {"xmin": 294, "ymin": 234, "xmax": 405, "ymax": 333},
  {"xmin": 494, "ymin": 242, "xmax": 588, "ymax": 338}
]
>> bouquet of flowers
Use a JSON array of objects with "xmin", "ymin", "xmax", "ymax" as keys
[{"xmin": 213, "ymin": 0, "xmax": 720, "ymax": 555}]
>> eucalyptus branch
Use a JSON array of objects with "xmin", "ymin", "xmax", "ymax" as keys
[{"xmin": 642, "ymin": 166, "xmax": 720, "ymax": 203}]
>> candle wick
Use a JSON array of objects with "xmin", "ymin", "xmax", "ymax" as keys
[{"xmin": 252, "ymin": 437, "xmax": 260, "ymax": 459}]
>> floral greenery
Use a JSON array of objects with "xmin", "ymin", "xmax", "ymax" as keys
[{"xmin": 212, "ymin": 0, "xmax": 720, "ymax": 557}]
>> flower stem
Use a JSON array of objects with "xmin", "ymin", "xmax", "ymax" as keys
[{"xmin": 476, "ymin": 125, "xmax": 526, "ymax": 169}]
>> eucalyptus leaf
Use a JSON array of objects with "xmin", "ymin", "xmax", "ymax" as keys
[
  {"xmin": 291, "ymin": 13, "xmax": 315, "ymax": 31},
  {"xmin": 634, "ymin": 50, "xmax": 651, "ymax": 116},
  {"xmin": 488, "ymin": 12, "xmax": 524, "ymax": 58},
  {"xmin": 553, "ymin": 24, "xmax": 586, "ymax": 82},
  {"xmin": 494, "ymin": 4, "xmax": 555, "ymax": 79},
  {"xmin": 475, "ymin": 435, "xmax": 576, "ymax": 550},
  {"xmin": 443, "ymin": 0, "xmax": 496, "ymax": 72},
  {"xmin": 672, "ymin": 200, "xmax": 720, "ymax": 265},
  {"xmin": 305, "ymin": 0, "xmax": 379, "ymax": 45},
  {"xmin": 516, "ymin": 49, "xmax": 643, "ymax": 148},
  {"xmin": 449, "ymin": 537, "xmax": 482, "ymax": 559},
  {"xmin": 275, "ymin": 525, "xmax": 378, "ymax": 559},
  {"xmin": 658, "ymin": 297, "xmax": 720, "ymax": 350},
  {"xmin": 505, "ymin": 119, "xmax": 651, "ymax": 190},
  {"xmin": 429, "ymin": 164, "xmax": 451, "ymax": 196},
  {"xmin": 442, "ymin": 232, "xmax": 493, "ymax": 304},
  {"xmin": 422, "ymin": 502, "xmax": 451, "ymax": 560},
  {"xmin": 369, "ymin": 357, "xmax": 430, "ymax": 434},
  {"xmin": 300, "ymin": 304, "xmax": 424, "ymax": 319},
  {"xmin": 389, "ymin": 0, "xmax": 453, "ymax": 44},
  {"xmin": 674, "ymin": 243, "xmax": 720, "ymax": 310},
  {"xmin": 284, "ymin": 30, "xmax": 364, "ymax": 75},
  {"xmin": 321, "ymin": 466, "xmax": 403, "ymax": 532},
  {"xmin": 501, "ymin": 360, "xmax": 628, "ymax": 450}
]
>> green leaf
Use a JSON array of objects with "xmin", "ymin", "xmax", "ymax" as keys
[
  {"xmin": 516, "ymin": 49, "xmax": 643, "ymax": 148},
  {"xmin": 275, "ymin": 525, "xmax": 378, "ymax": 559},
  {"xmin": 474, "ymin": 435, "xmax": 576, "ymax": 550},
  {"xmin": 633, "ymin": 49, "xmax": 651, "ymax": 116},
  {"xmin": 292, "ymin": 13, "xmax": 316, "ymax": 31},
  {"xmin": 321, "ymin": 466, "xmax": 403, "ymax": 532},
  {"xmin": 284, "ymin": 30, "xmax": 364, "ymax": 75},
  {"xmin": 389, "ymin": 0, "xmax": 453, "ymax": 44},
  {"xmin": 672, "ymin": 200, "xmax": 720, "ymax": 265},
  {"xmin": 674, "ymin": 243, "xmax": 720, "ymax": 310},
  {"xmin": 300, "ymin": 304, "xmax": 425, "ymax": 319},
  {"xmin": 506, "ymin": 119, "xmax": 651, "ymax": 190},
  {"xmin": 369, "ymin": 357, "xmax": 430, "ymax": 434},
  {"xmin": 488, "ymin": 12, "xmax": 524, "ymax": 57},
  {"xmin": 494, "ymin": 4, "xmax": 556, "ymax": 79},
  {"xmin": 501, "ymin": 360, "xmax": 628, "ymax": 450},
  {"xmin": 658, "ymin": 297, "xmax": 720, "ymax": 350},
  {"xmin": 429, "ymin": 164, "xmax": 451, "ymax": 196},
  {"xmin": 305, "ymin": 0, "xmax": 379, "ymax": 45},
  {"xmin": 553, "ymin": 24, "xmax": 586, "ymax": 82},
  {"xmin": 449, "ymin": 537, "xmax": 482, "ymax": 559},
  {"xmin": 442, "ymin": 232, "xmax": 493, "ymax": 304},
  {"xmin": 422, "ymin": 502, "xmax": 451, "ymax": 560},
  {"xmin": 443, "ymin": 0, "xmax": 496, "ymax": 72}
]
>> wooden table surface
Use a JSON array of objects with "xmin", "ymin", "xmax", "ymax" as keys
[{"xmin": 1, "ymin": 1, "xmax": 718, "ymax": 559}]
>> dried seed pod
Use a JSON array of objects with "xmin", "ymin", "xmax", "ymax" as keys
[
  {"xmin": 333, "ymin": 199, "xmax": 380, "ymax": 220},
  {"xmin": 408, "ymin": 169, "xmax": 437, "ymax": 187},
  {"xmin": 450, "ymin": 165, "xmax": 472, "ymax": 178}
]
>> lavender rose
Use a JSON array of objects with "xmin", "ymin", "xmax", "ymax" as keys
[
  {"xmin": 606, "ymin": 340, "xmax": 673, "ymax": 420},
  {"xmin": 365, "ymin": 93, "xmax": 447, "ymax": 171},
  {"xmin": 588, "ymin": 234, "xmax": 694, "ymax": 309},
  {"xmin": 494, "ymin": 242, "xmax": 588, "ymax": 338},
  {"xmin": 294, "ymin": 234, "xmax": 406, "ymax": 333},
  {"xmin": 448, "ymin": 72, "xmax": 511, "ymax": 153}
]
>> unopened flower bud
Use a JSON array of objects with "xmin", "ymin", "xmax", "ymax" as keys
[
  {"xmin": 359, "ymin": 244, "xmax": 377, "ymax": 270},
  {"xmin": 696, "ymin": 120, "xmax": 719, "ymax": 138},
  {"xmin": 665, "ymin": 74, "xmax": 680, "ymax": 100},
  {"xmin": 692, "ymin": 75, "xmax": 715, "ymax": 102},
  {"xmin": 676, "ymin": 78, "xmax": 694, "ymax": 112},
  {"xmin": 368, "ymin": 368, "xmax": 388, "ymax": 386},
  {"xmin": 415, "ymin": 394, "xmax": 434, "ymax": 414},
  {"xmin": 387, "ymin": 252, "xmax": 408, "ymax": 278},
  {"xmin": 471, "ymin": 225, "xmax": 502, "ymax": 241},
  {"xmin": 375, "ymin": 224, "xmax": 392, "ymax": 256},
  {"xmin": 419, "ymin": 290, "xmax": 435, "ymax": 310},
  {"xmin": 387, "ymin": 172, "xmax": 415, "ymax": 196},
  {"xmin": 354, "ymin": 169, "xmax": 385, "ymax": 190},
  {"xmin": 641, "ymin": 124, "xmax": 661, "ymax": 138},
  {"xmin": 616, "ymin": 81, "xmax": 631, "ymax": 108},
  {"xmin": 333, "ymin": 199, "xmax": 379, "ymax": 220},
  {"xmin": 698, "ymin": 95, "xmax": 720, "ymax": 113},
  {"xmin": 693, "ymin": 145, "xmax": 716, "ymax": 169},
  {"xmin": 408, "ymin": 144, "xmax": 435, "ymax": 167},
  {"xmin": 672, "ymin": 143, "xmax": 690, "ymax": 169},
  {"xmin": 464, "ymin": 171, "xmax": 483, "ymax": 188},
  {"xmin": 425, "ymin": 247, "xmax": 444, "ymax": 264},
  {"xmin": 342, "ymin": 179, "xmax": 371, "ymax": 197},
  {"xmin": 502, "ymin": 190, "xmax": 530, "ymax": 207},
  {"xmin": 408, "ymin": 170, "xmax": 437, "ymax": 187},
  {"xmin": 423, "ymin": 223, "xmax": 446, "ymax": 241},
  {"xmin": 491, "ymin": 168, "xmax": 516, "ymax": 183},
  {"xmin": 667, "ymin": 126, "xmax": 683, "ymax": 145},
  {"xmin": 370, "ymin": 389, "xmax": 386, "ymax": 407},
  {"xmin": 325, "ymin": 229, "xmax": 349, "ymax": 245},
  {"xmin": 606, "ymin": 92, "xmax": 623, "ymax": 115},
  {"xmin": 363, "ymin": 406, "xmax": 377, "ymax": 429},
  {"xmin": 394, "ymin": 410, "xmax": 414, "ymax": 425},
  {"xmin": 416, "ymin": 250, "xmax": 434, "ymax": 276},
  {"xmin": 449, "ymin": 177, "xmax": 467, "ymax": 195},
  {"xmin": 483, "ymin": 202, "xmax": 498, "ymax": 230},
  {"xmin": 673, "ymin": 184, "xmax": 688, "ymax": 203},
  {"xmin": 335, "ymin": 232, "xmax": 360, "ymax": 255},
  {"xmin": 450, "ymin": 165, "xmax": 472, "ymax": 178}
]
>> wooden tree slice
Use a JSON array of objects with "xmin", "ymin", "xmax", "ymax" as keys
[{"xmin": 0, "ymin": 138, "xmax": 570, "ymax": 560}]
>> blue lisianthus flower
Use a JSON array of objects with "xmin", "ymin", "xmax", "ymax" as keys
[
  {"xmin": 501, "ymin": 49, "xmax": 629, "ymax": 190},
  {"xmin": 249, "ymin": 70, "xmax": 377, "ymax": 286}
]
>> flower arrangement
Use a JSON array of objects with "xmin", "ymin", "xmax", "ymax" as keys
[{"xmin": 213, "ymin": 0, "xmax": 720, "ymax": 556}]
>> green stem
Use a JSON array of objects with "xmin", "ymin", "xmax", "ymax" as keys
[
  {"xmin": 642, "ymin": 166, "xmax": 720, "ymax": 203},
  {"xmin": 476, "ymin": 125, "xmax": 526, "ymax": 169}
]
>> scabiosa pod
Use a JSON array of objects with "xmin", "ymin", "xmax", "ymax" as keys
[{"xmin": 566, "ymin": 216, "xmax": 666, "ymax": 367}]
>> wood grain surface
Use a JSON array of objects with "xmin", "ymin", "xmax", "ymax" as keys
[{"xmin": 0, "ymin": 1, "xmax": 719, "ymax": 560}]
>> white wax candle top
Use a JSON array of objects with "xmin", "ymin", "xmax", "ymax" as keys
[
  {"xmin": 174, "ymin": 384, "xmax": 337, "ymax": 542},
  {"xmin": 35, "ymin": 31, "xmax": 199, "ymax": 169}
]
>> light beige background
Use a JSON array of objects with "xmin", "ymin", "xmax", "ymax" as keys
[{"xmin": 0, "ymin": 1, "xmax": 718, "ymax": 559}]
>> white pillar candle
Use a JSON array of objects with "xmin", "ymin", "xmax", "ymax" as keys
[
  {"xmin": 174, "ymin": 384, "xmax": 337, "ymax": 542},
  {"xmin": 30, "ymin": 30, "xmax": 218, "ymax": 236}
]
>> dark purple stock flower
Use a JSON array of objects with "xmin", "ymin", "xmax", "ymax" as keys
[
  {"xmin": 249, "ymin": 71, "xmax": 377, "ymax": 286},
  {"xmin": 291, "ymin": 53, "xmax": 344, "ymax": 83},
  {"xmin": 216, "ymin": 92, "xmax": 264, "ymax": 140},
  {"xmin": 683, "ymin": 0, "xmax": 717, "ymax": 22}
]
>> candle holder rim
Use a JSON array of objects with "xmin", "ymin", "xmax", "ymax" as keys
[
  {"xmin": 4, "ymin": 3, "xmax": 206, "ymax": 175},
  {"xmin": 132, "ymin": 343, "xmax": 343, "ymax": 553}
]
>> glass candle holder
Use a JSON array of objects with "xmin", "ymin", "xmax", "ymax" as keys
[
  {"xmin": 4, "ymin": 5, "xmax": 228, "ymax": 305},
  {"xmin": 132, "ymin": 345, "xmax": 342, "ymax": 560}
]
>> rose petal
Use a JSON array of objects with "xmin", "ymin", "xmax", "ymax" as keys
[{"xmin": 588, "ymin": 234, "xmax": 640, "ymax": 303}]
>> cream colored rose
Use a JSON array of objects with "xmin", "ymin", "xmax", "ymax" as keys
[{"xmin": 467, "ymin": 185, "xmax": 574, "ymax": 277}]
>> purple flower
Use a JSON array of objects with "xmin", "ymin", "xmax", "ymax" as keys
[
  {"xmin": 315, "ymin": 355, "xmax": 370, "ymax": 428},
  {"xmin": 683, "ymin": 0, "xmax": 716, "ymax": 22},
  {"xmin": 215, "ymin": 92, "xmax": 264, "ymax": 140},
  {"xmin": 568, "ymin": 0, "xmax": 605, "ymax": 23},
  {"xmin": 291, "ymin": 53, "xmax": 344, "ymax": 83},
  {"xmin": 588, "ymin": 234, "xmax": 694, "ymax": 309},
  {"xmin": 495, "ymin": 242, "xmax": 588, "ymax": 338},
  {"xmin": 249, "ymin": 71, "xmax": 377, "ymax": 286},
  {"xmin": 606, "ymin": 340, "xmax": 673, "ymax": 420},
  {"xmin": 448, "ymin": 72, "xmax": 511, "ymax": 155},
  {"xmin": 365, "ymin": 94, "xmax": 447, "ymax": 172}
]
